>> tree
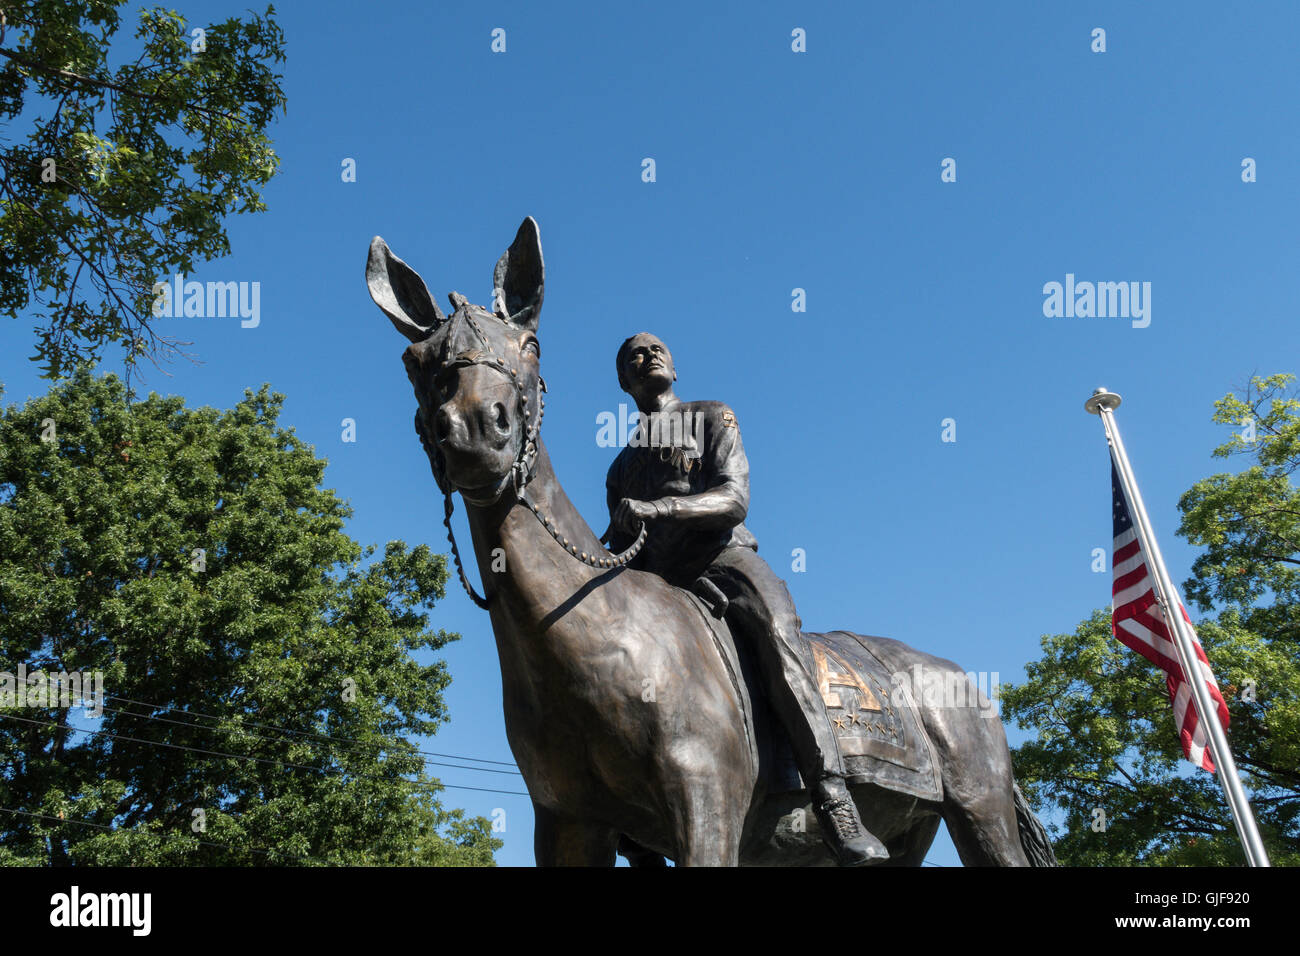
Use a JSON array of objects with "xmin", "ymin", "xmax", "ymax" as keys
[
  {"xmin": 0, "ymin": 369, "xmax": 502, "ymax": 865},
  {"xmin": 1179, "ymin": 373, "xmax": 1300, "ymax": 651},
  {"xmin": 0, "ymin": 1, "xmax": 286, "ymax": 379},
  {"xmin": 1002, "ymin": 373, "xmax": 1300, "ymax": 865}
]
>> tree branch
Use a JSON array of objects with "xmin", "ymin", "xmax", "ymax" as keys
[{"xmin": 0, "ymin": 47, "xmax": 245, "ymax": 124}]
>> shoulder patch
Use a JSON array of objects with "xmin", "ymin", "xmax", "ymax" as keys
[{"xmin": 720, "ymin": 409, "xmax": 737, "ymax": 428}]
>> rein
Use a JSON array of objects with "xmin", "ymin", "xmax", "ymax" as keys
[{"xmin": 435, "ymin": 309, "xmax": 647, "ymax": 610}]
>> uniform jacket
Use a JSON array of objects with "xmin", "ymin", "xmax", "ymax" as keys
[{"xmin": 605, "ymin": 399, "xmax": 759, "ymax": 585}]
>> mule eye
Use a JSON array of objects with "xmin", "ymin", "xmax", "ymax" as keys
[
  {"xmin": 522, "ymin": 337, "xmax": 540, "ymax": 358},
  {"xmin": 434, "ymin": 366, "xmax": 458, "ymax": 395}
]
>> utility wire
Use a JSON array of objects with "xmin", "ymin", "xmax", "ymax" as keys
[
  {"xmin": 91, "ymin": 702, "xmax": 522, "ymax": 776},
  {"xmin": 0, "ymin": 713, "xmax": 530, "ymax": 797},
  {"xmin": 98, "ymin": 691, "xmax": 519, "ymax": 768}
]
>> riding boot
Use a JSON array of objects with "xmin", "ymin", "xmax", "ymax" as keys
[
  {"xmin": 694, "ymin": 548, "xmax": 890, "ymax": 865},
  {"xmin": 812, "ymin": 774, "xmax": 888, "ymax": 866}
]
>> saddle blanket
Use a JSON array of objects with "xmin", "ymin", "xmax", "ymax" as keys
[{"xmin": 765, "ymin": 630, "xmax": 944, "ymax": 802}]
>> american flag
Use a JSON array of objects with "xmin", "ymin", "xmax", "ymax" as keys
[{"xmin": 1111, "ymin": 459, "xmax": 1230, "ymax": 772}]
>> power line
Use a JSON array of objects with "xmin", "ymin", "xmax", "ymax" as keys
[
  {"xmin": 91, "ymin": 702, "xmax": 522, "ymax": 776},
  {"xmin": 0, "ymin": 713, "xmax": 530, "ymax": 797},
  {"xmin": 98, "ymin": 691, "xmax": 519, "ymax": 768}
]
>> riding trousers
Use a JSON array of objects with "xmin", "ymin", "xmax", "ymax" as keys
[{"xmin": 690, "ymin": 546, "xmax": 846, "ymax": 786}]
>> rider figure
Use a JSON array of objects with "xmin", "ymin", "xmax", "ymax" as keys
[{"xmin": 605, "ymin": 332, "xmax": 886, "ymax": 866}]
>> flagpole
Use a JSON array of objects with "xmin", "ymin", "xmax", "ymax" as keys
[{"xmin": 1085, "ymin": 388, "xmax": 1270, "ymax": 867}]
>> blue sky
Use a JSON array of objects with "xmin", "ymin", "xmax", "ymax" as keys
[{"xmin": 3, "ymin": 1, "xmax": 1298, "ymax": 866}]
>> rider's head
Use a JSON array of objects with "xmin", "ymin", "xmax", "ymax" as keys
[{"xmin": 617, "ymin": 333, "xmax": 676, "ymax": 406}]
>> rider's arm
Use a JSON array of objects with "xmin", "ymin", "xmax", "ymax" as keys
[
  {"xmin": 605, "ymin": 457, "xmax": 634, "ymax": 551},
  {"xmin": 649, "ymin": 404, "xmax": 748, "ymax": 530}
]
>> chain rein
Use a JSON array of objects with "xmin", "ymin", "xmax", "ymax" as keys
[{"xmin": 439, "ymin": 311, "xmax": 647, "ymax": 610}]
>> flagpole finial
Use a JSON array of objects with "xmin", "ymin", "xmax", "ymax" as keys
[{"xmin": 1085, "ymin": 387, "xmax": 1122, "ymax": 415}]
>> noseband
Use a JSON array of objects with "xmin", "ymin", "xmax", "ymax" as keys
[{"xmin": 429, "ymin": 307, "xmax": 647, "ymax": 610}]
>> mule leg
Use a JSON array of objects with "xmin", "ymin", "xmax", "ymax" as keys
[
  {"xmin": 533, "ymin": 803, "xmax": 618, "ymax": 866},
  {"xmin": 881, "ymin": 814, "xmax": 942, "ymax": 867},
  {"xmin": 935, "ymin": 716, "xmax": 1030, "ymax": 866},
  {"xmin": 672, "ymin": 785, "xmax": 743, "ymax": 867},
  {"xmin": 618, "ymin": 835, "xmax": 668, "ymax": 867},
  {"xmin": 915, "ymin": 661, "xmax": 1031, "ymax": 865},
  {"xmin": 678, "ymin": 816, "xmax": 740, "ymax": 866},
  {"xmin": 941, "ymin": 792, "xmax": 1027, "ymax": 866}
]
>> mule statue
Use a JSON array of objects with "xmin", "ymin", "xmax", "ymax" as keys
[{"xmin": 366, "ymin": 216, "xmax": 1056, "ymax": 867}]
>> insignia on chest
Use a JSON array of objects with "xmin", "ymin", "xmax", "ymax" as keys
[
  {"xmin": 626, "ymin": 443, "xmax": 697, "ymax": 480},
  {"xmin": 656, "ymin": 445, "xmax": 697, "ymax": 474},
  {"xmin": 626, "ymin": 408, "xmax": 703, "ymax": 476}
]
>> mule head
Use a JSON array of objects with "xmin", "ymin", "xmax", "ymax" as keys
[{"xmin": 367, "ymin": 216, "xmax": 546, "ymax": 505}]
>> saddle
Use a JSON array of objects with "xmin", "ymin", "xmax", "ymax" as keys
[{"xmin": 688, "ymin": 579, "xmax": 943, "ymax": 802}]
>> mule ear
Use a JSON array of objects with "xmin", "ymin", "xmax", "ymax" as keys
[
  {"xmin": 367, "ymin": 236, "xmax": 446, "ymax": 342},
  {"xmin": 492, "ymin": 216, "xmax": 545, "ymax": 330}
]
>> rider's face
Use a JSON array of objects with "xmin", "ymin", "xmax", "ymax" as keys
[{"xmin": 621, "ymin": 335, "xmax": 675, "ymax": 396}]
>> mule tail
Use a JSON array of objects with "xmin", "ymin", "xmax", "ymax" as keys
[{"xmin": 1012, "ymin": 782, "xmax": 1057, "ymax": 867}]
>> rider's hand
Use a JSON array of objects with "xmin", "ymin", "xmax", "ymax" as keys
[{"xmin": 614, "ymin": 498, "xmax": 659, "ymax": 533}]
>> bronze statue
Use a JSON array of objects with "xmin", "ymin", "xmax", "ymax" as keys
[
  {"xmin": 605, "ymin": 332, "xmax": 882, "ymax": 865},
  {"xmin": 366, "ymin": 217, "xmax": 1057, "ymax": 866}
]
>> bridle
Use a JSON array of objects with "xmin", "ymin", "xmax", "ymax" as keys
[{"xmin": 422, "ymin": 305, "xmax": 647, "ymax": 610}]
